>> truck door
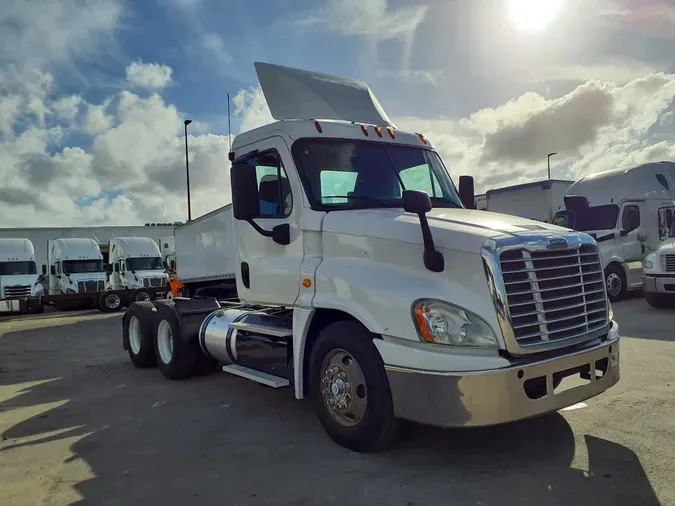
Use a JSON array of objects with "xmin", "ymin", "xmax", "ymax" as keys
[
  {"xmin": 233, "ymin": 137, "xmax": 303, "ymax": 306},
  {"xmin": 618, "ymin": 202, "xmax": 643, "ymax": 288}
]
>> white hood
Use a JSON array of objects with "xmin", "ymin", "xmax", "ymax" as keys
[
  {"xmin": 656, "ymin": 239, "xmax": 675, "ymax": 254},
  {"xmin": 322, "ymin": 208, "xmax": 567, "ymax": 254},
  {"xmin": 0, "ymin": 274, "xmax": 38, "ymax": 288}
]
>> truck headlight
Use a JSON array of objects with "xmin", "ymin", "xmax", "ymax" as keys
[
  {"xmin": 34, "ymin": 287, "xmax": 44, "ymax": 296},
  {"xmin": 412, "ymin": 299, "xmax": 499, "ymax": 347},
  {"xmin": 643, "ymin": 252, "xmax": 656, "ymax": 269}
]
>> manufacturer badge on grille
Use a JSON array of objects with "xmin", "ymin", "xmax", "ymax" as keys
[{"xmin": 546, "ymin": 237, "xmax": 568, "ymax": 249}]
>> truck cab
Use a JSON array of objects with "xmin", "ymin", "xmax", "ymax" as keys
[
  {"xmin": 0, "ymin": 238, "xmax": 43, "ymax": 313},
  {"xmin": 553, "ymin": 162, "xmax": 675, "ymax": 301},
  {"xmin": 108, "ymin": 237, "xmax": 168, "ymax": 291},
  {"xmin": 48, "ymin": 238, "xmax": 106, "ymax": 295}
]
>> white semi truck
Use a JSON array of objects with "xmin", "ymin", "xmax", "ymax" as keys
[
  {"xmin": 553, "ymin": 162, "xmax": 675, "ymax": 302},
  {"xmin": 108, "ymin": 237, "xmax": 168, "ymax": 294},
  {"xmin": 0, "ymin": 238, "xmax": 43, "ymax": 314},
  {"xmin": 122, "ymin": 62, "xmax": 620, "ymax": 452},
  {"xmin": 642, "ymin": 218, "xmax": 675, "ymax": 308},
  {"xmin": 48, "ymin": 238, "xmax": 107, "ymax": 294}
]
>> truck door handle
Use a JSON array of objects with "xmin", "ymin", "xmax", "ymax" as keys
[{"xmin": 241, "ymin": 262, "xmax": 250, "ymax": 289}]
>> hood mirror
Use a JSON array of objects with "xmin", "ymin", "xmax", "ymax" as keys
[{"xmin": 403, "ymin": 190, "xmax": 444, "ymax": 273}]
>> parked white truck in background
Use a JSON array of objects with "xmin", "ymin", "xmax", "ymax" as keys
[
  {"xmin": 553, "ymin": 162, "xmax": 675, "ymax": 302},
  {"xmin": 48, "ymin": 238, "xmax": 106, "ymax": 295},
  {"xmin": 477, "ymin": 180, "xmax": 574, "ymax": 222},
  {"xmin": 642, "ymin": 217, "xmax": 675, "ymax": 308},
  {"xmin": 0, "ymin": 238, "xmax": 43, "ymax": 314},
  {"xmin": 122, "ymin": 62, "xmax": 620, "ymax": 453},
  {"xmin": 108, "ymin": 237, "xmax": 168, "ymax": 294}
]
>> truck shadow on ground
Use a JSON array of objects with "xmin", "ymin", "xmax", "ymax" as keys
[{"xmin": 0, "ymin": 318, "xmax": 661, "ymax": 506}]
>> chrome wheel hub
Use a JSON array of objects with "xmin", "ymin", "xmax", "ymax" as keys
[
  {"xmin": 320, "ymin": 349, "xmax": 367, "ymax": 427},
  {"xmin": 607, "ymin": 273, "xmax": 622, "ymax": 297}
]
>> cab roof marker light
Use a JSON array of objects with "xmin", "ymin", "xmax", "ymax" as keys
[
  {"xmin": 314, "ymin": 120, "xmax": 322, "ymax": 133},
  {"xmin": 418, "ymin": 133, "xmax": 427, "ymax": 144},
  {"xmin": 387, "ymin": 127, "xmax": 395, "ymax": 139},
  {"xmin": 361, "ymin": 124, "xmax": 369, "ymax": 136},
  {"xmin": 374, "ymin": 126, "xmax": 383, "ymax": 138}
]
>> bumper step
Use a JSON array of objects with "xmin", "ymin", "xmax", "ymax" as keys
[{"xmin": 222, "ymin": 364, "xmax": 289, "ymax": 388}]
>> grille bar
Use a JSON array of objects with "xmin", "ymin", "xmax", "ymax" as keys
[
  {"xmin": 500, "ymin": 243, "xmax": 609, "ymax": 347},
  {"xmin": 4, "ymin": 285, "xmax": 31, "ymax": 298},
  {"xmin": 662, "ymin": 254, "xmax": 675, "ymax": 273}
]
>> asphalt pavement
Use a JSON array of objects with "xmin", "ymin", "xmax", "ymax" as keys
[{"xmin": 0, "ymin": 297, "xmax": 673, "ymax": 506}]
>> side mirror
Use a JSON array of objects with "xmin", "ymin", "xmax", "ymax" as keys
[
  {"xmin": 42, "ymin": 264, "xmax": 47, "ymax": 275},
  {"xmin": 458, "ymin": 175, "xmax": 475, "ymax": 209},
  {"xmin": 231, "ymin": 164, "xmax": 260, "ymax": 221},
  {"xmin": 402, "ymin": 190, "xmax": 444, "ymax": 273},
  {"xmin": 50, "ymin": 265, "xmax": 56, "ymax": 276},
  {"xmin": 403, "ymin": 190, "xmax": 432, "ymax": 214}
]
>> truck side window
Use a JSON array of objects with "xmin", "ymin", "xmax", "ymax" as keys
[
  {"xmin": 658, "ymin": 207, "xmax": 675, "ymax": 240},
  {"xmin": 621, "ymin": 205, "xmax": 640, "ymax": 233},
  {"xmin": 254, "ymin": 154, "xmax": 292, "ymax": 218}
]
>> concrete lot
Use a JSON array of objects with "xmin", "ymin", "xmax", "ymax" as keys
[{"xmin": 1, "ymin": 298, "xmax": 674, "ymax": 506}]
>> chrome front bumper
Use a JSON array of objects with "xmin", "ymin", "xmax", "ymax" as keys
[
  {"xmin": 642, "ymin": 275, "xmax": 675, "ymax": 294},
  {"xmin": 385, "ymin": 324, "xmax": 620, "ymax": 428}
]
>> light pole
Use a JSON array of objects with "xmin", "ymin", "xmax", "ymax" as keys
[
  {"xmin": 184, "ymin": 119, "xmax": 193, "ymax": 222},
  {"xmin": 547, "ymin": 152, "xmax": 557, "ymax": 180}
]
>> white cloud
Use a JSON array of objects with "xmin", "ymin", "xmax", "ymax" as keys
[
  {"xmin": 298, "ymin": 0, "xmax": 427, "ymax": 68},
  {"xmin": 0, "ymin": 0, "xmax": 122, "ymax": 70},
  {"xmin": 125, "ymin": 61, "xmax": 173, "ymax": 89},
  {"xmin": 202, "ymin": 34, "xmax": 234, "ymax": 67},
  {"xmin": 52, "ymin": 95, "xmax": 82, "ymax": 121},
  {"xmin": 232, "ymin": 86, "xmax": 273, "ymax": 133},
  {"xmin": 84, "ymin": 102, "xmax": 114, "ymax": 135}
]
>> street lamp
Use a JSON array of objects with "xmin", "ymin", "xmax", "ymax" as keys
[
  {"xmin": 184, "ymin": 119, "xmax": 193, "ymax": 222},
  {"xmin": 547, "ymin": 152, "xmax": 557, "ymax": 180}
]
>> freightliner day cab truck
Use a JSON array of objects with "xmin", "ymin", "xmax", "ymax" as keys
[
  {"xmin": 643, "ymin": 218, "xmax": 675, "ymax": 308},
  {"xmin": 122, "ymin": 62, "xmax": 621, "ymax": 452},
  {"xmin": 0, "ymin": 238, "xmax": 43, "ymax": 314},
  {"xmin": 553, "ymin": 162, "xmax": 675, "ymax": 302}
]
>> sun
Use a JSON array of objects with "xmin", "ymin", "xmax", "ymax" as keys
[{"xmin": 508, "ymin": 0, "xmax": 563, "ymax": 32}]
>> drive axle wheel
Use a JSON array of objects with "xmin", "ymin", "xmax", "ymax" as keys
[
  {"xmin": 309, "ymin": 321, "xmax": 398, "ymax": 453},
  {"xmin": 123, "ymin": 301, "xmax": 157, "ymax": 368},
  {"xmin": 153, "ymin": 303, "xmax": 196, "ymax": 379}
]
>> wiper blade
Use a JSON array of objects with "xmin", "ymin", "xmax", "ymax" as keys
[
  {"xmin": 323, "ymin": 195, "xmax": 392, "ymax": 207},
  {"xmin": 430, "ymin": 197, "xmax": 462, "ymax": 208}
]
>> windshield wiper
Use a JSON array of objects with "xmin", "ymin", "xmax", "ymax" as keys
[
  {"xmin": 323, "ymin": 195, "xmax": 392, "ymax": 207},
  {"xmin": 430, "ymin": 197, "xmax": 462, "ymax": 208}
]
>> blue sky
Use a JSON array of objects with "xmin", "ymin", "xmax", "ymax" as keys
[{"xmin": 1, "ymin": 0, "xmax": 675, "ymax": 226}]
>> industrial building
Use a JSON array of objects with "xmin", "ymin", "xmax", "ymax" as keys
[{"xmin": 0, "ymin": 223, "xmax": 180, "ymax": 271}]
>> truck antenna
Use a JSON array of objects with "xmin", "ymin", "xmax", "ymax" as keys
[{"xmin": 227, "ymin": 92, "xmax": 232, "ymax": 153}]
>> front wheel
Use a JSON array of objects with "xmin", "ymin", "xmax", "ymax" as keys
[
  {"xmin": 308, "ymin": 321, "xmax": 398, "ymax": 453},
  {"xmin": 605, "ymin": 264, "xmax": 626, "ymax": 303},
  {"xmin": 99, "ymin": 291, "xmax": 123, "ymax": 312}
]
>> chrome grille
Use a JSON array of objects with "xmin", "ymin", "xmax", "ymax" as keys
[
  {"xmin": 143, "ymin": 277, "xmax": 164, "ymax": 288},
  {"xmin": 661, "ymin": 254, "xmax": 675, "ymax": 273},
  {"xmin": 4, "ymin": 285, "xmax": 31, "ymax": 298},
  {"xmin": 500, "ymin": 244, "xmax": 608, "ymax": 347},
  {"xmin": 77, "ymin": 280, "xmax": 105, "ymax": 292}
]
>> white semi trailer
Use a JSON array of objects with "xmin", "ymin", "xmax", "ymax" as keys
[
  {"xmin": 122, "ymin": 62, "xmax": 620, "ymax": 452},
  {"xmin": 480, "ymin": 180, "xmax": 574, "ymax": 223}
]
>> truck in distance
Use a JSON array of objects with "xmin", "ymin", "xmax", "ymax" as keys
[
  {"xmin": 642, "ymin": 216, "xmax": 675, "ymax": 308},
  {"xmin": 108, "ymin": 237, "xmax": 168, "ymax": 296},
  {"xmin": 553, "ymin": 162, "xmax": 675, "ymax": 301},
  {"xmin": 122, "ymin": 61, "xmax": 621, "ymax": 452},
  {"xmin": 0, "ymin": 238, "xmax": 43, "ymax": 314}
]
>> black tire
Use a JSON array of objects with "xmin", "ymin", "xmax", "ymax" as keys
[
  {"xmin": 123, "ymin": 301, "xmax": 157, "ymax": 368},
  {"xmin": 130, "ymin": 288, "xmax": 153, "ymax": 303},
  {"xmin": 645, "ymin": 292, "xmax": 675, "ymax": 309},
  {"xmin": 308, "ymin": 321, "xmax": 398, "ymax": 453},
  {"xmin": 99, "ymin": 291, "xmax": 123, "ymax": 312},
  {"xmin": 605, "ymin": 264, "xmax": 626, "ymax": 303},
  {"xmin": 153, "ymin": 303, "xmax": 196, "ymax": 379},
  {"xmin": 30, "ymin": 306, "xmax": 45, "ymax": 314}
]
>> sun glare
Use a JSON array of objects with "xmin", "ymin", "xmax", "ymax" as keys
[{"xmin": 508, "ymin": 0, "xmax": 563, "ymax": 32}]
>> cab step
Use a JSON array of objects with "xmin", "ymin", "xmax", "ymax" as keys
[
  {"xmin": 228, "ymin": 321, "xmax": 292, "ymax": 338},
  {"xmin": 222, "ymin": 364, "xmax": 290, "ymax": 388}
]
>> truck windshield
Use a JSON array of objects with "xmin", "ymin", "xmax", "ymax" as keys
[
  {"xmin": 0, "ymin": 261, "xmax": 37, "ymax": 276},
  {"xmin": 63, "ymin": 260, "xmax": 104, "ymax": 274},
  {"xmin": 554, "ymin": 204, "xmax": 619, "ymax": 232},
  {"xmin": 126, "ymin": 257, "xmax": 163, "ymax": 271},
  {"xmin": 292, "ymin": 139, "xmax": 463, "ymax": 210}
]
